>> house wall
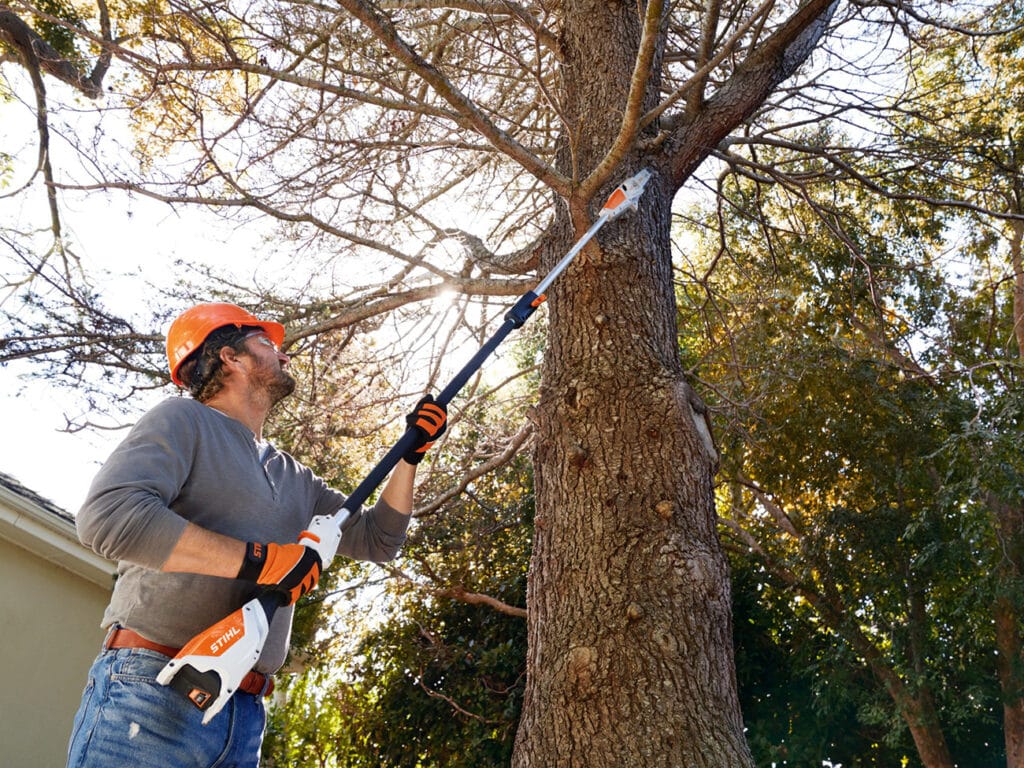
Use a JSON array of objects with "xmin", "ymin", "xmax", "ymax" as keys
[
  {"xmin": 0, "ymin": 539, "xmax": 111, "ymax": 767},
  {"xmin": 0, "ymin": 478, "xmax": 114, "ymax": 768}
]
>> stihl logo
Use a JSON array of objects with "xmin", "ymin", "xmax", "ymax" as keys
[{"xmin": 209, "ymin": 626, "xmax": 242, "ymax": 654}]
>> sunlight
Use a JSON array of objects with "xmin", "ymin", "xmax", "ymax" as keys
[{"xmin": 432, "ymin": 287, "xmax": 459, "ymax": 311}]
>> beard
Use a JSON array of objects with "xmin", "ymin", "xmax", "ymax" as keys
[{"xmin": 250, "ymin": 359, "xmax": 296, "ymax": 405}]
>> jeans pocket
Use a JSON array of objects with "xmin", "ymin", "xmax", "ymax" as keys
[{"xmin": 109, "ymin": 649, "xmax": 170, "ymax": 684}]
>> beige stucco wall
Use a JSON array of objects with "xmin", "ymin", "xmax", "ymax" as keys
[{"xmin": 0, "ymin": 482, "xmax": 114, "ymax": 768}]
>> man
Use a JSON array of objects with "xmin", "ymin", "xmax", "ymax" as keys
[{"xmin": 66, "ymin": 302, "xmax": 446, "ymax": 767}]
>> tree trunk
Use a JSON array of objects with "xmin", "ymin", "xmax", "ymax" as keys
[
  {"xmin": 1010, "ymin": 219, "xmax": 1024, "ymax": 367},
  {"xmin": 511, "ymin": 3, "xmax": 753, "ymax": 765},
  {"xmin": 998, "ymin": 220, "xmax": 1024, "ymax": 768},
  {"xmin": 514, "ymin": 219, "xmax": 752, "ymax": 765},
  {"xmin": 844, "ymin": 614, "xmax": 954, "ymax": 767},
  {"xmin": 882, "ymin": 674, "xmax": 955, "ymax": 768},
  {"xmin": 991, "ymin": 494, "xmax": 1024, "ymax": 768},
  {"xmin": 996, "ymin": 590, "xmax": 1024, "ymax": 768}
]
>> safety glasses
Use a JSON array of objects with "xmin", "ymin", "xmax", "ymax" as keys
[{"xmin": 244, "ymin": 330, "xmax": 280, "ymax": 352}]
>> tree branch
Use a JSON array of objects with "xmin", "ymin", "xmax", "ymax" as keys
[
  {"xmin": 335, "ymin": 0, "xmax": 568, "ymax": 194},
  {"xmin": 0, "ymin": 5, "xmax": 105, "ymax": 98},
  {"xmin": 377, "ymin": 0, "xmax": 559, "ymax": 54},
  {"xmin": 579, "ymin": 0, "xmax": 665, "ymax": 200},
  {"xmin": 414, "ymin": 421, "xmax": 533, "ymax": 517},
  {"xmin": 641, "ymin": 0, "xmax": 775, "ymax": 131},
  {"xmin": 658, "ymin": 0, "xmax": 840, "ymax": 189},
  {"xmin": 293, "ymin": 277, "xmax": 534, "ymax": 341},
  {"xmin": 415, "ymin": 671, "xmax": 504, "ymax": 722},
  {"xmin": 383, "ymin": 563, "xmax": 527, "ymax": 618}
]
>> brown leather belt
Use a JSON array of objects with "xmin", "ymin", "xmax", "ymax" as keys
[{"xmin": 104, "ymin": 626, "xmax": 274, "ymax": 697}]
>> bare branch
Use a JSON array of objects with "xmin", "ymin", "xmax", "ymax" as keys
[
  {"xmin": 377, "ymin": 0, "xmax": 559, "ymax": 53},
  {"xmin": 335, "ymin": 0, "xmax": 568, "ymax": 193},
  {"xmin": 415, "ymin": 420, "xmax": 533, "ymax": 517},
  {"xmin": 659, "ymin": 0, "xmax": 839, "ymax": 189},
  {"xmin": 383, "ymin": 563, "xmax": 527, "ymax": 618},
  {"xmin": 579, "ymin": 0, "xmax": 665, "ymax": 199},
  {"xmin": 642, "ymin": 0, "xmax": 776, "ymax": 131}
]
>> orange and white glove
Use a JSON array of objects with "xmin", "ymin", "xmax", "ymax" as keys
[
  {"xmin": 237, "ymin": 542, "xmax": 322, "ymax": 605},
  {"xmin": 403, "ymin": 394, "xmax": 448, "ymax": 464}
]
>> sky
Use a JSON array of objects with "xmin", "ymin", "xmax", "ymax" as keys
[
  {"xmin": 0, "ymin": 188, "xmax": 231, "ymax": 511},
  {"xmin": 0, "ymin": 364, "xmax": 125, "ymax": 511},
  {"xmin": 0, "ymin": 192, "xmax": 308, "ymax": 511},
  {"xmin": 0, "ymin": 74, "xmax": 274, "ymax": 511}
]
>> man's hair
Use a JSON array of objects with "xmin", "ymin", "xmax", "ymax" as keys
[{"xmin": 176, "ymin": 325, "xmax": 261, "ymax": 401}]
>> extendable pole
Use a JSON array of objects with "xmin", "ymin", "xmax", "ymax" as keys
[{"xmin": 346, "ymin": 168, "xmax": 651, "ymax": 508}]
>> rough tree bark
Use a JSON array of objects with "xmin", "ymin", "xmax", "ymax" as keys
[
  {"xmin": 996, "ymin": 218, "xmax": 1024, "ymax": 768},
  {"xmin": 512, "ymin": 1, "xmax": 838, "ymax": 765}
]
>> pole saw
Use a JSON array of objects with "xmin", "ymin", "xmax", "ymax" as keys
[{"xmin": 156, "ymin": 167, "xmax": 653, "ymax": 723}]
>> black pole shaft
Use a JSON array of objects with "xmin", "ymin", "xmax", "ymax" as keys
[{"xmin": 342, "ymin": 290, "xmax": 543, "ymax": 512}]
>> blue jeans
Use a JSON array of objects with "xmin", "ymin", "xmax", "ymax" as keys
[{"xmin": 66, "ymin": 648, "xmax": 267, "ymax": 768}]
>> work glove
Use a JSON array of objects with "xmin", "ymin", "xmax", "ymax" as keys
[
  {"xmin": 237, "ymin": 542, "xmax": 322, "ymax": 606},
  {"xmin": 403, "ymin": 394, "xmax": 447, "ymax": 465}
]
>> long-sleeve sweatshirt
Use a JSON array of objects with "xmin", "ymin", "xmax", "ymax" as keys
[{"xmin": 77, "ymin": 397, "xmax": 410, "ymax": 673}]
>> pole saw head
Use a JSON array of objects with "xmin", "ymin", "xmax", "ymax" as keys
[
  {"xmin": 599, "ymin": 168, "xmax": 653, "ymax": 221},
  {"xmin": 532, "ymin": 167, "xmax": 654, "ymax": 296}
]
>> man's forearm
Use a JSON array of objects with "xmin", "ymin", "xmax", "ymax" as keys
[
  {"xmin": 162, "ymin": 462, "xmax": 417, "ymax": 577},
  {"xmin": 379, "ymin": 460, "xmax": 417, "ymax": 515},
  {"xmin": 161, "ymin": 522, "xmax": 246, "ymax": 577}
]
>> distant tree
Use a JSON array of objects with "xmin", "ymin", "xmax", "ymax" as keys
[
  {"xmin": 730, "ymin": 553, "xmax": 913, "ymax": 765},
  {"xmin": 889, "ymin": 19, "xmax": 1024, "ymax": 764},
  {"xmin": 679, "ymin": 97, "xmax": 1021, "ymax": 763}
]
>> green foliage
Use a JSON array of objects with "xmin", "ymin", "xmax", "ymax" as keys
[
  {"xmin": 725, "ymin": 351, "xmax": 1006, "ymax": 764},
  {"xmin": 342, "ymin": 585, "xmax": 526, "ymax": 767},
  {"xmin": 0, "ymin": 151, "xmax": 13, "ymax": 189},
  {"xmin": 678, "ymin": 107, "xmax": 1018, "ymax": 763},
  {"xmin": 263, "ymin": 668, "xmax": 363, "ymax": 768},
  {"xmin": 731, "ymin": 557, "xmax": 912, "ymax": 766},
  {"xmin": 32, "ymin": 0, "xmax": 85, "ymax": 61},
  {"xmin": 264, "ymin": 481, "xmax": 530, "ymax": 767}
]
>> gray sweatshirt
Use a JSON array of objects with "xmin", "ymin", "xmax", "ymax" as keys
[{"xmin": 77, "ymin": 397, "xmax": 410, "ymax": 672}]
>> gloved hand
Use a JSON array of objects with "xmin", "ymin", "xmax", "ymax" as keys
[
  {"xmin": 403, "ymin": 394, "xmax": 447, "ymax": 465},
  {"xmin": 237, "ymin": 542, "xmax": 322, "ymax": 605}
]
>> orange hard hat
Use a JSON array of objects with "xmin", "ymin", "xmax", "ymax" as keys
[{"xmin": 166, "ymin": 302, "xmax": 286, "ymax": 386}]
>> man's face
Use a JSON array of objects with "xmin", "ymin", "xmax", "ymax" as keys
[{"xmin": 243, "ymin": 331, "xmax": 296, "ymax": 404}]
